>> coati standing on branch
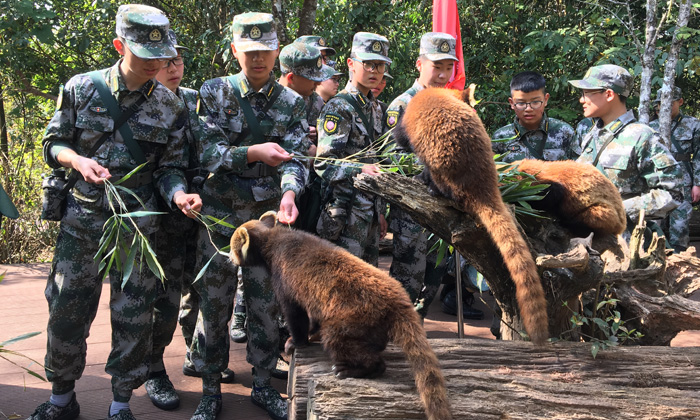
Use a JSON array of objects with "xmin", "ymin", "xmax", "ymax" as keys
[
  {"xmin": 394, "ymin": 87, "xmax": 549, "ymax": 346},
  {"xmin": 230, "ymin": 212, "xmax": 452, "ymax": 420}
]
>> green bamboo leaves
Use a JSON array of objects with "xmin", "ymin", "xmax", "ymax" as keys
[{"xmin": 93, "ymin": 163, "xmax": 165, "ymax": 288}]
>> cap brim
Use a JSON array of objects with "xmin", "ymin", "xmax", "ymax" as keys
[
  {"xmin": 234, "ymin": 40, "xmax": 278, "ymax": 52},
  {"xmin": 317, "ymin": 65, "xmax": 337, "ymax": 81},
  {"xmin": 568, "ymin": 79, "xmax": 600, "ymax": 90},
  {"xmin": 174, "ymin": 44, "xmax": 190, "ymax": 51},
  {"xmin": 353, "ymin": 52, "xmax": 392, "ymax": 64},
  {"xmin": 423, "ymin": 53, "xmax": 458, "ymax": 62},
  {"xmin": 319, "ymin": 47, "xmax": 336, "ymax": 56},
  {"xmin": 126, "ymin": 39, "xmax": 177, "ymax": 59}
]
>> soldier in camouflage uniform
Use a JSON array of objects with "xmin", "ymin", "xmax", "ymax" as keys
[
  {"xmin": 649, "ymin": 87, "xmax": 700, "ymax": 252},
  {"xmin": 492, "ymin": 71, "xmax": 576, "ymax": 162},
  {"xmin": 145, "ymin": 30, "xmax": 235, "ymax": 412},
  {"xmin": 315, "ymin": 32, "xmax": 391, "ymax": 265},
  {"xmin": 30, "ymin": 5, "xmax": 200, "ymax": 420},
  {"xmin": 569, "ymin": 65, "xmax": 684, "ymax": 241},
  {"xmin": 383, "ymin": 32, "xmax": 459, "ymax": 314},
  {"xmin": 316, "ymin": 59, "xmax": 343, "ymax": 103},
  {"xmin": 192, "ymin": 12, "xmax": 308, "ymax": 420}
]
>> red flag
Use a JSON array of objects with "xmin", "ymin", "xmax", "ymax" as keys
[{"xmin": 433, "ymin": 0, "xmax": 465, "ymax": 90}]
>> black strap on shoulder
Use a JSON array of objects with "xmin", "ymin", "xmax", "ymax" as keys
[
  {"xmin": 228, "ymin": 76, "xmax": 283, "ymax": 144},
  {"xmin": 337, "ymin": 93, "xmax": 375, "ymax": 142},
  {"xmin": 513, "ymin": 126, "xmax": 544, "ymax": 160},
  {"xmin": 88, "ymin": 70, "xmax": 153, "ymax": 164},
  {"xmin": 591, "ymin": 119, "xmax": 629, "ymax": 167},
  {"xmin": 59, "ymin": 90, "xmax": 150, "ymax": 196}
]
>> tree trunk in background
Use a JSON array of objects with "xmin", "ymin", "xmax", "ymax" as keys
[
  {"xmin": 297, "ymin": 0, "xmax": 318, "ymax": 37},
  {"xmin": 657, "ymin": 0, "xmax": 693, "ymax": 144},
  {"xmin": 638, "ymin": 0, "xmax": 659, "ymax": 125},
  {"xmin": 0, "ymin": 81, "xmax": 8, "ymax": 159},
  {"xmin": 272, "ymin": 0, "xmax": 290, "ymax": 46}
]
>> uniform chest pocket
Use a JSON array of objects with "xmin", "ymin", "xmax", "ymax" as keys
[
  {"xmin": 600, "ymin": 152, "xmax": 632, "ymax": 171},
  {"xmin": 352, "ymin": 118, "xmax": 372, "ymax": 141},
  {"xmin": 131, "ymin": 120, "xmax": 169, "ymax": 145},
  {"xmin": 224, "ymin": 111, "xmax": 243, "ymax": 135},
  {"xmin": 75, "ymin": 111, "xmax": 115, "ymax": 159}
]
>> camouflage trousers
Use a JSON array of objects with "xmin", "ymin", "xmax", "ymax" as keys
[
  {"xmin": 665, "ymin": 194, "xmax": 692, "ymax": 252},
  {"xmin": 152, "ymin": 211, "xmax": 197, "ymax": 372},
  {"xmin": 389, "ymin": 206, "xmax": 428, "ymax": 303},
  {"xmin": 44, "ymin": 229, "xmax": 157, "ymax": 402},
  {"xmin": 318, "ymin": 202, "xmax": 380, "ymax": 266},
  {"xmin": 417, "ymin": 236, "xmax": 448, "ymax": 318},
  {"xmin": 190, "ymin": 226, "xmax": 280, "ymax": 395}
]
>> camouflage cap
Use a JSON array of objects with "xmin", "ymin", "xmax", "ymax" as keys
[
  {"xmin": 325, "ymin": 59, "xmax": 344, "ymax": 76},
  {"xmin": 231, "ymin": 12, "xmax": 278, "ymax": 52},
  {"xmin": 280, "ymin": 42, "xmax": 334, "ymax": 82},
  {"xmin": 568, "ymin": 64, "xmax": 633, "ymax": 97},
  {"xmin": 383, "ymin": 71, "xmax": 393, "ymax": 80},
  {"xmin": 116, "ymin": 4, "xmax": 176, "ymax": 60},
  {"xmin": 654, "ymin": 86, "xmax": 682, "ymax": 102},
  {"xmin": 296, "ymin": 35, "xmax": 336, "ymax": 56},
  {"xmin": 167, "ymin": 30, "xmax": 189, "ymax": 51},
  {"xmin": 419, "ymin": 32, "xmax": 458, "ymax": 62},
  {"xmin": 351, "ymin": 32, "xmax": 392, "ymax": 64}
]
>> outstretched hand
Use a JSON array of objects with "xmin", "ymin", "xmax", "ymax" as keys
[
  {"xmin": 277, "ymin": 191, "xmax": 298, "ymax": 225},
  {"xmin": 173, "ymin": 191, "xmax": 202, "ymax": 219},
  {"xmin": 248, "ymin": 143, "xmax": 294, "ymax": 167}
]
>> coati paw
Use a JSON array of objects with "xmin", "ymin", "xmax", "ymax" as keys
[
  {"xmin": 332, "ymin": 360, "xmax": 386, "ymax": 379},
  {"xmin": 284, "ymin": 337, "xmax": 308, "ymax": 355}
]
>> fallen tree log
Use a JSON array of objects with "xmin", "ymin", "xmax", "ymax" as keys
[
  {"xmin": 289, "ymin": 340, "xmax": 700, "ymax": 420},
  {"xmin": 354, "ymin": 172, "xmax": 700, "ymax": 345}
]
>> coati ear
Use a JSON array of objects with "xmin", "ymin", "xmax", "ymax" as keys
[
  {"xmin": 460, "ymin": 83, "xmax": 478, "ymax": 107},
  {"xmin": 230, "ymin": 227, "xmax": 250, "ymax": 266},
  {"xmin": 259, "ymin": 211, "xmax": 278, "ymax": 229}
]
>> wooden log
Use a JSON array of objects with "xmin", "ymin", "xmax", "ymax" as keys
[{"xmin": 289, "ymin": 340, "xmax": 700, "ymax": 420}]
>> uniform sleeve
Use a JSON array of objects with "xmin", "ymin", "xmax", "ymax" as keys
[
  {"xmin": 691, "ymin": 120, "xmax": 700, "ymax": 185},
  {"xmin": 198, "ymin": 80, "xmax": 250, "ymax": 174},
  {"xmin": 491, "ymin": 125, "xmax": 513, "ymax": 155},
  {"xmin": 637, "ymin": 132, "xmax": 684, "ymax": 202},
  {"xmin": 154, "ymin": 105, "xmax": 189, "ymax": 208},
  {"xmin": 279, "ymin": 95, "xmax": 309, "ymax": 196},
  {"xmin": 314, "ymin": 98, "xmax": 361, "ymax": 186},
  {"xmin": 42, "ymin": 81, "xmax": 80, "ymax": 168}
]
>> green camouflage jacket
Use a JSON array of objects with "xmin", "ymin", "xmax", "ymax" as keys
[
  {"xmin": 649, "ymin": 112, "xmax": 700, "ymax": 189},
  {"xmin": 197, "ymin": 71, "xmax": 308, "ymax": 233},
  {"xmin": 384, "ymin": 80, "xmax": 423, "ymax": 135},
  {"xmin": 179, "ymin": 87, "xmax": 203, "ymax": 173},
  {"xmin": 575, "ymin": 109, "xmax": 684, "ymax": 210},
  {"xmin": 315, "ymin": 82, "xmax": 385, "ymax": 213},
  {"xmin": 491, "ymin": 114, "xmax": 576, "ymax": 163},
  {"xmin": 42, "ymin": 60, "xmax": 189, "ymax": 240},
  {"xmin": 305, "ymin": 91, "xmax": 325, "ymax": 128}
]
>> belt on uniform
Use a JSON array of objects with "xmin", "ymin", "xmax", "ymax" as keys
[
  {"xmin": 111, "ymin": 170, "xmax": 154, "ymax": 188},
  {"xmin": 673, "ymin": 152, "xmax": 690, "ymax": 162},
  {"xmin": 238, "ymin": 162, "xmax": 276, "ymax": 178}
]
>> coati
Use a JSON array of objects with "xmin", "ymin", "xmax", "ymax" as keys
[
  {"xmin": 230, "ymin": 212, "xmax": 452, "ymax": 420},
  {"xmin": 512, "ymin": 159, "xmax": 626, "ymax": 236},
  {"xmin": 394, "ymin": 87, "xmax": 549, "ymax": 346}
]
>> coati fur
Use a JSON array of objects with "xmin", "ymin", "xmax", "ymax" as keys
[
  {"xmin": 394, "ymin": 87, "xmax": 549, "ymax": 345},
  {"xmin": 512, "ymin": 159, "xmax": 626, "ymax": 236},
  {"xmin": 230, "ymin": 212, "xmax": 452, "ymax": 420}
]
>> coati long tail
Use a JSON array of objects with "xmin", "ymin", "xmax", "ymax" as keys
[
  {"xmin": 471, "ymin": 199, "xmax": 549, "ymax": 345},
  {"xmin": 390, "ymin": 310, "xmax": 452, "ymax": 420}
]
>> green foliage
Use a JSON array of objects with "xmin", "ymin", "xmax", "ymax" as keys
[
  {"xmin": 0, "ymin": 331, "xmax": 47, "ymax": 382},
  {"xmin": 559, "ymin": 285, "xmax": 644, "ymax": 358}
]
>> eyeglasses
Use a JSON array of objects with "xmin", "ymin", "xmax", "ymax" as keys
[
  {"xmin": 513, "ymin": 101, "xmax": 544, "ymax": 111},
  {"xmin": 330, "ymin": 76, "xmax": 341, "ymax": 83},
  {"xmin": 351, "ymin": 58, "xmax": 385, "ymax": 73},
  {"xmin": 580, "ymin": 89, "xmax": 607, "ymax": 99},
  {"xmin": 163, "ymin": 57, "xmax": 184, "ymax": 68}
]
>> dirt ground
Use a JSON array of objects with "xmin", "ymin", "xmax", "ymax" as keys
[{"xmin": 1, "ymin": 254, "xmax": 698, "ymax": 420}]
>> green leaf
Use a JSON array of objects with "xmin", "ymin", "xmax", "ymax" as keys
[
  {"xmin": 113, "ymin": 162, "xmax": 150, "ymax": 186},
  {"xmin": 591, "ymin": 342, "xmax": 600, "ymax": 358},
  {"xmin": 195, "ymin": 251, "xmax": 219, "ymax": 283},
  {"xmin": 203, "ymin": 215, "xmax": 236, "ymax": 229},
  {"xmin": 0, "ymin": 331, "xmax": 42, "ymax": 347},
  {"xmin": 117, "ymin": 211, "xmax": 166, "ymax": 218},
  {"xmin": 121, "ymin": 236, "xmax": 139, "ymax": 288}
]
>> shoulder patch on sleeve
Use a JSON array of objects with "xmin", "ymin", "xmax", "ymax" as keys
[
  {"xmin": 386, "ymin": 110, "xmax": 399, "ymax": 128},
  {"xmin": 322, "ymin": 113, "xmax": 341, "ymax": 134},
  {"xmin": 196, "ymin": 97, "xmax": 201, "ymax": 114}
]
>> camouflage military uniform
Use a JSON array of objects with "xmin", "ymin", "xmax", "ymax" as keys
[
  {"xmin": 315, "ymin": 81, "xmax": 385, "ymax": 264},
  {"xmin": 152, "ymin": 86, "xmax": 200, "ymax": 373},
  {"xmin": 42, "ymin": 56, "xmax": 187, "ymax": 403},
  {"xmin": 383, "ymin": 80, "xmax": 428, "ymax": 301},
  {"xmin": 194, "ymin": 70, "xmax": 307, "ymax": 396},
  {"xmin": 650, "ymin": 111, "xmax": 700, "ymax": 251},
  {"xmin": 576, "ymin": 110, "xmax": 684, "ymax": 229},
  {"xmin": 305, "ymin": 91, "xmax": 325, "ymax": 129},
  {"xmin": 492, "ymin": 114, "xmax": 576, "ymax": 163}
]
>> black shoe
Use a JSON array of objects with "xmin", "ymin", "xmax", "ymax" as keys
[
  {"xmin": 145, "ymin": 371, "xmax": 180, "ymax": 410},
  {"xmin": 27, "ymin": 393, "xmax": 80, "ymax": 420},
  {"xmin": 441, "ymin": 289, "xmax": 484, "ymax": 320},
  {"xmin": 190, "ymin": 395, "xmax": 222, "ymax": 420},
  {"xmin": 183, "ymin": 361, "xmax": 236, "ymax": 384},
  {"xmin": 270, "ymin": 358, "xmax": 289, "ymax": 380}
]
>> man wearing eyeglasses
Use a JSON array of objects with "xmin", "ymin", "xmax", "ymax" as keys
[
  {"xmin": 569, "ymin": 64, "xmax": 684, "ymax": 240},
  {"xmin": 30, "ymin": 5, "xmax": 200, "ymax": 420},
  {"xmin": 316, "ymin": 60, "xmax": 343, "ymax": 102},
  {"xmin": 492, "ymin": 71, "xmax": 576, "ymax": 163},
  {"xmin": 315, "ymin": 32, "xmax": 391, "ymax": 265}
]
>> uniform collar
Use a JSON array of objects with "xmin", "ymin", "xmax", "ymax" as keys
[
  {"xmin": 344, "ymin": 82, "xmax": 373, "ymax": 108},
  {"xmin": 235, "ymin": 71, "xmax": 277, "ymax": 98},
  {"xmin": 109, "ymin": 59, "xmax": 157, "ymax": 98},
  {"xmin": 514, "ymin": 113, "xmax": 548, "ymax": 136},
  {"xmin": 411, "ymin": 80, "xmax": 426, "ymax": 92},
  {"xmin": 599, "ymin": 109, "xmax": 636, "ymax": 134}
]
